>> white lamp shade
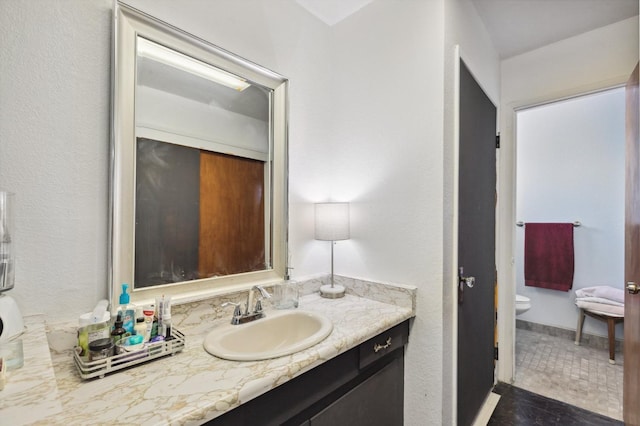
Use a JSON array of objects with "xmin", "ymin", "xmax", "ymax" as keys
[{"xmin": 315, "ymin": 203, "xmax": 350, "ymax": 241}]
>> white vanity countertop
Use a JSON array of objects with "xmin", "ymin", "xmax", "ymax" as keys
[{"xmin": 1, "ymin": 291, "xmax": 415, "ymax": 426}]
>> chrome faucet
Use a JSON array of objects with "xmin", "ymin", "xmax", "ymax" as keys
[{"xmin": 222, "ymin": 285, "xmax": 272, "ymax": 325}]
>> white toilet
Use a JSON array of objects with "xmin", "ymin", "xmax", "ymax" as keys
[{"xmin": 515, "ymin": 294, "xmax": 531, "ymax": 315}]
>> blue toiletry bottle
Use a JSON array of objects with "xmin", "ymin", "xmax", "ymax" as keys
[{"xmin": 119, "ymin": 283, "xmax": 136, "ymax": 334}]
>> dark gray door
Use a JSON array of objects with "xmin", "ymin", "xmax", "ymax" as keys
[{"xmin": 457, "ymin": 59, "xmax": 497, "ymax": 426}]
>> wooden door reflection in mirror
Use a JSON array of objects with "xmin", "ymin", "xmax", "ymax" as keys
[{"xmin": 135, "ymin": 138, "xmax": 267, "ymax": 288}]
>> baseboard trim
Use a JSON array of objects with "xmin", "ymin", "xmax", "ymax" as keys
[
  {"xmin": 472, "ymin": 392, "xmax": 500, "ymax": 426},
  {"xmin": 516, "ymin": 319, "xmax": 623, "ymax": 351}
]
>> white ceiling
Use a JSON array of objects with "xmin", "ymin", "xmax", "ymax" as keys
[
  {"xmin": 297, "ymin": 0, "xmax": 638, "ymax": 59},
  {"xmin": 470, "ymin": 0, "xmax": 639, "ymax": 59},
  {"xmin": 295, "ymin": 0, "xmax": 374, "ymax": 26}
]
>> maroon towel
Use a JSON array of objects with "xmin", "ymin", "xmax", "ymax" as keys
[{"xmin": 524, "ymin": 223, "xmax": 574, "ymax": 291}]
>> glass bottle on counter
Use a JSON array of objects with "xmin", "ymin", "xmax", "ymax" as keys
[{"xmin": 110, "ymin": 313, "xmax": 126, "ymax": 345}]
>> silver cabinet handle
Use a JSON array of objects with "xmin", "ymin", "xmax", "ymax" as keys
[
  {"xmin": 627, "ymin": 282, "xmax": 639, "ymax": 295},
  {"xmin": 374, "ymin": 337, "xmax": 392, "ymax": 353}
]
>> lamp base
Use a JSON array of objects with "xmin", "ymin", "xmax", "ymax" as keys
[{"xmin": 320, "ymin": 284, "xmax": 345, "ymax": 299}]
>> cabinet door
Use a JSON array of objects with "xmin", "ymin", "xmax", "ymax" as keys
[{"xmin": 309, "ymin": 356, "xmax": 403, "ymax": 426}]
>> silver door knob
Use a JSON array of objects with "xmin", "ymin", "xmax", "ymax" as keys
[
  {"xmin": 461, "ymin": 276, "xmax": 476, "ymax": 288},
  {"xmin": 627, "ymin": 282, "xmax": 639, "ymax": 295},
  {"xmin": 458, "ymin": 267, "xmax": 476, "ymax": 288}
]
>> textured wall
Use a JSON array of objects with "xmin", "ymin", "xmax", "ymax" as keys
[
  {"xmin": 0, "ymin": 0, "xmax": 112, "ymax": 319},
  {"xmin": 329, "ymin": 3, "xmax": 446, "ymax": 424}
]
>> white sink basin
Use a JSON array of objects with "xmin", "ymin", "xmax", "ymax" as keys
[{"xmin": 203, "ymin": 310, "xmax": 333, "ymax": 361}]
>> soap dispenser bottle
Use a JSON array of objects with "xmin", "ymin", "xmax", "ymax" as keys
[{"xmin": 119, "ymin": 283, "xmax": 136, "ymax": 334}]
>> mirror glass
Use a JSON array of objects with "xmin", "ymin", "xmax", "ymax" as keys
[{"xmin": 112, "ymin": 3, "xmax": 288, "ymax": 306}]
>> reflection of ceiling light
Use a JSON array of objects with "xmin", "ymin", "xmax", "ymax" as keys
[{"xmin": 137, "ymin": 37, "xmax": 250, "ymax": 91}]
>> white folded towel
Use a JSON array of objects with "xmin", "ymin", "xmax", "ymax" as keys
[
  {"xmin": 574, "ymin": 286, "xmax": 624, "ymax": 304},
  {"xmin": 574, "ymin": 296, "xmax": 624, "ymax": 307}
]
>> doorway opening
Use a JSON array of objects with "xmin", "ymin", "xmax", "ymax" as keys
[{"xmin": 513, "ymin": 87, "xmax": 626, "ymax": 420}]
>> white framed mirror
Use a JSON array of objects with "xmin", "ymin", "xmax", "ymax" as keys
[{"xmin": 111, "ymin": 2, "xmax": 288, "ymax": 308}]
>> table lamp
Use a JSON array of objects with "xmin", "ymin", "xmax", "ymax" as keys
[{"xmin": 315, "ymin": 202, "xmax": 350, "ymax": 298}]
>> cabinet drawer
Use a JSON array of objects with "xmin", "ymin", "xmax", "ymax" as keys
[{"xmin": 359, "ymin": 320, "xmax": 409, "ymax": 369}]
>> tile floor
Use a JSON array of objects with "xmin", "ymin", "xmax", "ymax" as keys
[{"xmin": 514, "ymin": 328, "xmax": 624, "ymax": 421}]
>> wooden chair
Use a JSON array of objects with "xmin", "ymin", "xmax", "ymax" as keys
[{"xmin": 575, "ymin": 307, "xmax": 624, "ymax": 364}]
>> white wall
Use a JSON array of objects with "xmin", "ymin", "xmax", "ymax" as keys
[
  {"xmin": 0, "ymin": 0, "xmax": 112, "ymax": 318},
  {"xmin": 445, "ymin": 0, "xmax": 500, "ymax": 104},
  {"xmin": 515, "ymin": 88, "xmax": 625, "ymax": 339},
  {"xmin": 328, "ymin": 3, "xmax": 446, "ymax": 424},
  {"xmin": 497, "ymin": 16, "xmax": 638, "ymax": 382}
]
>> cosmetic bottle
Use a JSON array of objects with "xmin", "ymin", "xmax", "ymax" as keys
[
  {"xmin": 156, "ymin": 294, "xmax": 172, "ymax": 339},
  {"xmin": 155, "ymin": 296, "xmax": 164, "ymax": 337},
  {"xmin": 160, "ymin": 296, "xmax": 173, "ymax": 339},
  {"xmin": 151, "ymin": 318, "xmax": 158, "ymax": 339},
  {"xmin": 133, "ymin": 307, "xmax": 147, "ymax": 341},
  {"xmin": 119, "ymin": 283, "xmax": 136, "ymax": 334},
  {"xmin": 110, "ymin": 313, "xmax": 126, "ymax": 345},
  {"xmin": 163, "ymin": 312, "xmax": 173, "ymax": 340},
  {"xmin": 143, "ymin": 304, "xmax": 154, "ymax": 341}
]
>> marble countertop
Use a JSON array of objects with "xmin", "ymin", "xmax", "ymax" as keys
[{"xmin": 1, "ymin": 282, "xmax": 415, "ymax": 426}]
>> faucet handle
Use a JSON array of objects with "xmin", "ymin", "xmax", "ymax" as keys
[
  {"xmin": 221, "ymin": 302, "xmax": 242, "ymax": 317},
  {"xmin": 247, "ymin": 285, "xmax": 271, "ymax": 315},
  {"xmin": 254, "ymin": 299, "xmax": 264, "ymax": 313}
]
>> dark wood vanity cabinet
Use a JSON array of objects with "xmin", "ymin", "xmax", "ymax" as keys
[
  {"xmin": 208, "ymin": 320, "xmax": 410, "ymax": 426},
  {"xmin": 305, "ymin": 354, "xmax": 404, "ymax": 426}
]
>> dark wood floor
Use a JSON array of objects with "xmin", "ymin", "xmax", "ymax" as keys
[{"xmin": 488, "ymin": 383, "xmax": 624, "ymax": 425}]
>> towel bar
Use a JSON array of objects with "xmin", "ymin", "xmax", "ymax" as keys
[{"xmin": 516, "ymin": 221, "xmax": 581, "ymax": 227}]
